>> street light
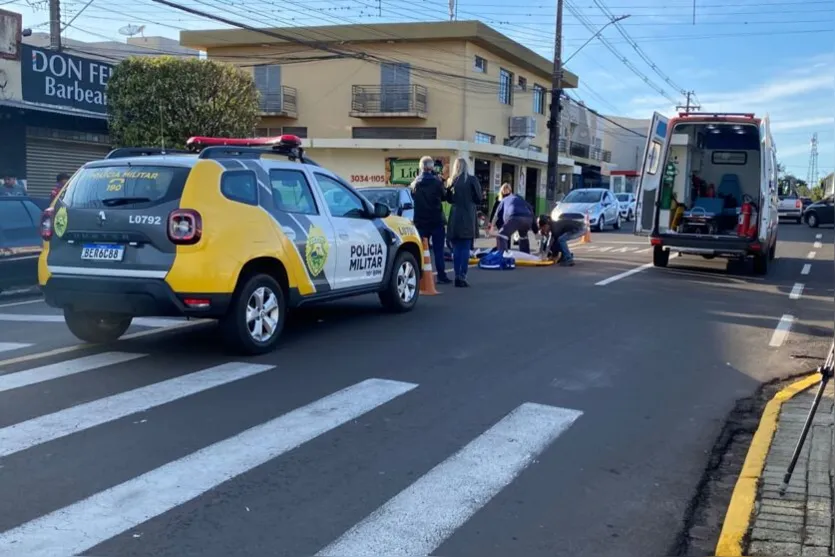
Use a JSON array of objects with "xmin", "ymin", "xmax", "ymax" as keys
[{"xmin": 564, "ymin": 14, "xmax": 631, "ymax": 65}]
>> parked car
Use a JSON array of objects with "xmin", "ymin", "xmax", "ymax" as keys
[
  {"xmin": 0, "ymin": 196, "xmax": 44, "ymax": 293},
  {"xmin": 357, "ymin": 187, "xmax": 414, "ymax": 221},
  {"xmin": 615, "ymin": 192, "xmax": 636, "ymax": 221},
  {"xmin": 803, "ymin": 196, "xmax": 834, "ymax": 228},
  {"xmin": 551, "ymin": 188, "xmax": 621, "ymax": 231}
]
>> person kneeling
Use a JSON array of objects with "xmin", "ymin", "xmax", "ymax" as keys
[{"xmin": 537, "ymin": 215, "xmax": 586, "ymax": 267}]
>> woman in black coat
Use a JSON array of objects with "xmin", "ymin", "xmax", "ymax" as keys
[{"xmin": 445, "ymin": 157, "xmax": 483, "ymax": 287}]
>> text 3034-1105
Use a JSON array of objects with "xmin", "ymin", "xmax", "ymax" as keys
[{"xmin": 350, "ymin": 175, "xmax": 386, "ymax": 184}]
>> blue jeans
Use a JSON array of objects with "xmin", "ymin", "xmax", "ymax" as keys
[
  {"xmin": 419, "ymin": 225, "xmax": 449, "ymax": 281},
  {"xmin": 558, "ymin": 230, "xmax": 585, "ymax": 261},
  {"xmin": 452, "ymin": 239, "xmax": 472, "ymax": 280}
]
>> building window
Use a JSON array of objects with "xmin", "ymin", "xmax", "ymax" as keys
[
  {"xmin": 498, "ymin": 68, "xmax": 513, "ymax": 105},
  {"xmin": 532, "ymin": 84, "xmax": 546, "ymax": 115},
  {"xmin": 518, "ymin": 76, "xmax": 527, "ymax": 91},
  {"xmin": 256, "ymin": 127, "xmax": 308, "ymax": 138},
  {"xmin": 474, "ymin": 132, "xmax": 495, "ymax": 144},
  {"xmin": 352, "ymin": 127, "xmax": 437, "ymax": 140},
  {"xmin": 474, "ymin": 55, "xmax": 487, "ymax": 73},
  {"xmin": 253, "ymin": 65, "xmax": 282, "ymax": 112}
]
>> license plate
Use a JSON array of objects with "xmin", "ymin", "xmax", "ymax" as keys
[{"xmin": 80, "ymin": 244, "xmax": 125, "ymax": 262}]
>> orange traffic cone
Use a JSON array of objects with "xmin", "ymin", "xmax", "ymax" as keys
[
  {"xmin": 419, "ymin": 238, "xmax": 440, "ymax": 296},
  {"xmin": 581, "ymin": 209, "xmax": 592, "ymax": 244}
]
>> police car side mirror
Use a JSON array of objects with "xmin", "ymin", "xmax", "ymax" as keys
[{"xmin": 373, "ymin": 202, "xmax": 391, "ymax": 219}]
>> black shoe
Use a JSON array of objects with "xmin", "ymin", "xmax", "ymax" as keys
[
  {"xmin": 460, "ymin": 278, "xmax": 470, "ymax": 287},
  {"xmin": 437, "ymin": 276, "xmax": 452, "ymax": 284},
  {"xmin": 454, "ymin": 278, "xmax": 464, "ymax": 287}
]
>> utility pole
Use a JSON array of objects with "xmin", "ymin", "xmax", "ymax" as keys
[
  {"xmin": 676, "ymin": 91, "xmax": 700, "ymax": 113},
  {"xmin": 49, "ymin": 0, "xmax": 62, "ymax": 50},
  {"xmin": 546, "ymin": 0, "xmax": 564, "ymax": 200}
]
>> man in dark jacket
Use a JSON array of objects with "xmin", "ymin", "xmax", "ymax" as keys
[
  {"xmin": 410, "ymin": 156, "xmax": 451, "ymax": 283},
  {"xmin": 537, "ymin": 214, "xmax": 586, "ymax": 266}
]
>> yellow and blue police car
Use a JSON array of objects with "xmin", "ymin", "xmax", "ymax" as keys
[{"xmin": 37, "ymin": 135, "xmax": 424, "ymax": 354}]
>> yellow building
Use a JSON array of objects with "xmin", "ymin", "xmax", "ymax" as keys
[{"xmin": 180, "ymin": 21, "xmax": 580, "ymax": 215}]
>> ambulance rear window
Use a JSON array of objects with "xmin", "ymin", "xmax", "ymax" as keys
[{"xmin": 61, "ymin": 165, "xmax": 190, "ymax": 209}]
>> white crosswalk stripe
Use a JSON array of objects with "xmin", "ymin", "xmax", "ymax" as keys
[
  {"xmin": 0, "ymin": 313, "xmax": 185, "ymax": 328},
  {"xmin": 0, "ymin": 342, "xmax": 32, "ymax": 354},
  {"xmin": 0, "ymin": 354, "xmax": 583, "ymax": 556}
]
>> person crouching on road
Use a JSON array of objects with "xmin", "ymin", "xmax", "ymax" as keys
[
  {"xmin": 491, "ymin": 184, "xmax": 534, "ymax": 253},
  {"xmin": 537, "ymin": 214, "xmax": 586, "ymax": 267},
  {"xmin": 445, "ymin": 157, "xmax": 482, "ymax": 288},
  {"xmin": 410, "ymin": 155, "xmax": 451, "ymax": 284}
]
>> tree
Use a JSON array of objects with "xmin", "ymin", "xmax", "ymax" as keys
[{"xmin": 107, "ymin": 57, "xmax": 260, "ymax": 149}]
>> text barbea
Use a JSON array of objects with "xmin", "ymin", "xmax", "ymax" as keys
[
  {"xmin": 45, "ymin": 77, "xmax": 107, "ymax": 106},
  {"xmin": 349, "ymin": 244, "xmax": 384, "ymax": 273}
]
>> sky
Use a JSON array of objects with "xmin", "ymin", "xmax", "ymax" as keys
[{"xmin": 5, "ymin": 0, "xmax": 834, "ymax": 181}]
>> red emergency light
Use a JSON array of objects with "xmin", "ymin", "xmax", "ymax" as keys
[{"xmin": 185, "ymin": 134, "xmax": 303, "ymax": 152}]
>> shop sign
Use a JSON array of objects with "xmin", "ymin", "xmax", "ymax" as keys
[
  {"xmin": 349, "ymin": 174, "xmax": 386, "ymax": 184},
  {"xmin": 386, "ymin": 157, "xmax": 450, "ymax": 185},
  {"xmin": 21, "ymin": 44, "xmax": 113, "ymax": 114}
]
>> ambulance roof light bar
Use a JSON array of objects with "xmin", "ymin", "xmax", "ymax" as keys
[{"xmin": 677, "ymin": 112, "xmax": 756, "ymax": 119}]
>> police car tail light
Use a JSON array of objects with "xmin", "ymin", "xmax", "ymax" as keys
[
  {"xmin": 168, "ymin": 209, "xmax": 202, "ymax": 245},
  {"xmin": 40, "ymin": 208, "xmax": 55, "ymax": 241}
]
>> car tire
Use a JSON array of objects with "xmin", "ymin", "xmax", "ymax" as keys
[
  {"xmin": 379, "ymin": 250, "xmax": 420, "ymax": 313},
  {"xmin": 769, "ymin": 240, "xmax": 777, "ymax": 261},
  {"xmin": 806, "ymin": 212, "xmax": 819, "ymax": 228},
  {"xmin": 614, "ymin": 214, "xmax": 622, "ymax": 230},
  {"xmin": 753, "ymin": 252, "xmax": 769, "ymax": 275},
  {"xmin": 653, "ymin": 245, "xmax": 669, "ymax": 268},
  {"xmin": 64, "ymin": 309, "xmax": 132, "ymax": 344},
  {"xmin": 221, "ymin": 273, "xmax": 286, "ymax": 355},
  {"xmin": 596, "ymin": 216, "xmax": 605, "ymax": 232}
]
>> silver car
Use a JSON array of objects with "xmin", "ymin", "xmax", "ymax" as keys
[
  {"xmin": 615, "ymin": 192, "xmax": 636, "ymax": 221},
  {"xmin": 777, "ymin": 184, "xmax": 803, "ymax": 223},
  {"xmin": 552, "ymin": 188, "xmax": 622, "ymax": 231},
  {"xmin": 357, "ymin": 187, "xmax": 415, "ymax": 221}
]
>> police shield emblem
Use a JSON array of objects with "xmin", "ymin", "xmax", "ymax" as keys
[
  {"xmin": 54, "ymin": 206, "xmax": 68, "ymax": 238},
  {"xmin": 305, "ymin": 224, "xmax": 329, "ymax": 277}
]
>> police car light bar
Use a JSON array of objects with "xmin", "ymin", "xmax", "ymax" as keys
[{"xmin": 185, "ymin": 135, "xmax": 303, "ymax": 151}]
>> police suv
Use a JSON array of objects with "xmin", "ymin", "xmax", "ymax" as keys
[{"xmin": 38, "ymin": 135, "xmax": 425, "ymax": 354}]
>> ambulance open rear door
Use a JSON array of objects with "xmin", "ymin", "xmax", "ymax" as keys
[{"xmin": 634, "ymin": 112, "xmax": 670, "ymax": 236}]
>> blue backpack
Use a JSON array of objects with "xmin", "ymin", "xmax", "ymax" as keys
[{"xmin": 478, "ymin": 250, "xmax": 516, "ymax": 270}]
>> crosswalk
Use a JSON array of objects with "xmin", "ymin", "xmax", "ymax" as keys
[
  {"xmin": 0, "ymin": 352, "xmax": 583, "ymax": 556},
  {"xmin": 573, "ymin": 243, "xmax": 653, "ymax": 256}
]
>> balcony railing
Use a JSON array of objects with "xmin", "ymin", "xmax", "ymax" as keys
[
  {"xmin": 553, "ymin": 139, "xmax": 612, "ymax": 163},
  {"xmin": 258, "ymin": 85, "xmax": 298, "ymax": 118},
  {"xmin": 350, "ymin": 84, "xmax": 428, "ymax": 117}
]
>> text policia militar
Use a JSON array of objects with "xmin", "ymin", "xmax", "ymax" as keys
[{"xmin": 349, "ymin": 244, "xmax": 384, "ymax": 277}]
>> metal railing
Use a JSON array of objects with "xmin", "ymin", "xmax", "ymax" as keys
[
  {"xmin": 258, "ymin": 85, "xmax": 298, "ymax": 115},
  {"xmin": 351, "ymin": 84, "xmax": 428, "ymax": 114}
]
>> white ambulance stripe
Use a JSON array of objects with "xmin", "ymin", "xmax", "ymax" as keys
[
  {"xmin": 0, "ymin": 343, "xmax": 31, "ymax": 354},
  {"xmin": 0, "ymin": 362, "xmax": 274, "ymax": 459},
  {"xmin": 0, "ymin": 314, "xmax": 183, "ymax": 328},
  {"xmin": 0, "ymin": 378, "xmax": 418, "ymax": 557},
  {"xmin": 0, "ymin": 352, "xmax": 145, "ymax": 393},
  {"xmin": 318, "ymin": 402, "xmax": 582, "ymax": 557}
]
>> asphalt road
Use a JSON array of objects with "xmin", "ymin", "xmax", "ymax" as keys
[{"xmin": 0, "ymin": 222, "xmax": 831, "ymax": 557}]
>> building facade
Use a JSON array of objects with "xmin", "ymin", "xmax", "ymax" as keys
[
  {"xmin": 180, "ymin": 21, "xmax": 583, "ymax": 214},
  {"xmin": 601, "ymin": 115, "xmax": 650, "ymax": 194}
]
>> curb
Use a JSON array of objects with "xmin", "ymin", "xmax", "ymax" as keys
[{"xmin": 714, "ymin": 372, "xmax": 823, "ymax": 556}]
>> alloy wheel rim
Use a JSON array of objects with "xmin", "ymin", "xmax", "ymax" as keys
[
  {"xmin": 396, "ymin": 261, "xmax": 417, "ymax": 303},
  {"xmin": 246, "ymin": 286, "xmax": 280, "ymax": 342}
]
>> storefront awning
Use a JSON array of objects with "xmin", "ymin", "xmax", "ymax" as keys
[{"xmin": 0, "ymin": 99, "xmax": 107, "ymax": 120}]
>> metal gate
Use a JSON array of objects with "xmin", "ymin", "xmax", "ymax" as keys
[{"xmin": 25, "ymin": 130, "xmax": 111, "ymax": 197}]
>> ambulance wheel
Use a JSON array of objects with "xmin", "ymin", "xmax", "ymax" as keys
[
  {"xmin": 221, "ymin": 273, "xmax": 286, "ymax": 355},
  {"xmin": 653, "ymin": 246, "xmax": 669, "ymax": 268},
  {"xmin": 64, "ymin": 309, "xmax": 132, "ymax": 344},
  {"xmin": 753, "ymin": 253, "xmax": 769, "ymax": 275},
  {"xmin": 379, "ymin": 250, "xmax": 419, "ymax": 313}
]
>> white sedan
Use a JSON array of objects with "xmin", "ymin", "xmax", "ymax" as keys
[
  {"xmin": 615, "ymin": 192, "xmax": 636, "ymax": 221},
  {"xmin": 551, "ymin": 188, "xmax": 622, "ymax": 232}
]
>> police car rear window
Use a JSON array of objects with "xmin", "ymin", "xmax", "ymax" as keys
[{"xmin": 61, "ymin": 166, "xmax": 190, "ymax": 209}]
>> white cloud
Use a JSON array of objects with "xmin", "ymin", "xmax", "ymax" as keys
[
  {"xmin": 777, "ymin": 141, "xmax": 833, "ymax": 159},
  {"xmin": 772, "ymin": 117, "xmax": 835, "ymax": 131}
]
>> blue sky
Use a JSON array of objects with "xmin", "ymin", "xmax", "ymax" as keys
[{"xmin": 6, "ymin": 0, "xmax": 834, "ymax": 181}]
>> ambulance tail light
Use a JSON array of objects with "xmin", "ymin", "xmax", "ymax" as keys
[
  {"xmin": 168, "ymin": 209, "xmax": 202, "ymax": 245},
  {"xmin": 41, "ymin": 207, "xmax": 55, "ymax": 241}
]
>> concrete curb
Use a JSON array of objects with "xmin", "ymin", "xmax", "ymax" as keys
[{"xmin": 715, "ymin": 373, "xmax": 824, "ymax": 556}]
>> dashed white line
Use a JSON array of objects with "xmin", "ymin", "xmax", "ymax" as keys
[
  {"xmin": 789, "ymin": 283, "xmax": 804, "ymax": 300},
  {"xmin": 815, "ymin": 233, "xmax": 822, "ymax": 240},
  {"xmin": 0, "ymin": 343, "xmax": 32, "ymax": 354},
  {"xmin": 801, "ymin": 264, "xmax": 811, "ymax": 276},
  {"xmin": 769, "ymin": 315, "xmax": 795, "ymax": 348},
  {"xmin": 595, "ymin": 262, "xmax": 655, "ymax": 286},
  {"xmin": 636, "ymin": 247, "xmax": 653, "ymax": 253},
  {"xmin": 807, "ymin": 251, "xmax": 816, "ymax": 260},
  {"xmin": 813, "ymin": 241, "xmax": 822, "ymax": 249}
]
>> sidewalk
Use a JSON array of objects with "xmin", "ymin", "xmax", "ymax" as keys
[{"xmin": 740, "ymin": 379, "xmax": 834, "ymax": 556}]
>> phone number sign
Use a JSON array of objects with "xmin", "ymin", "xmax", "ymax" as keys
[{"xmin": 350, "ymin": 174, "xmax": 386, "ymax": 184}]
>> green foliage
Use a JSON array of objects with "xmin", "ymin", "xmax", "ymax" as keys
[
  {"xmin": 107, "ymin": 57, "xmax": 260, "ymax": 149},
  {"xmin": 810, "ymin": 186, "xmax": 825, "ymax": 202}
]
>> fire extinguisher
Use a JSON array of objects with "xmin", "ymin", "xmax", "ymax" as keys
[{"xmin": 737, "ymin": 196, "xmax": 758, "ymax": 238}]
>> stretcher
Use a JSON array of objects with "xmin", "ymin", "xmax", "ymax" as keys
[{"xmin": 468, "ymin": 249, "xmax": 555, "ymax": 267}]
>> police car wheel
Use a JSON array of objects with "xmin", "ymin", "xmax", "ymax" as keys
[
  {"xmin": 63, "ymin": 309, "xmax": 132, "ymax": 344},
  {"xmin": 222, "ymin": 274, "xmax": 286, "ymax": 355},
  {"xmin": 379, "ymin": 251, "xmax": 419, "ymax": 312}
]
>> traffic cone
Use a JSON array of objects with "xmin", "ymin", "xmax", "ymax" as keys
[
  {"xmin": 419, "ymin": 238, "xmax": 440, "ymax": 296},
  {"xmin": 580, "ymin": 209, "xmax": 592, "ymax": 244}
]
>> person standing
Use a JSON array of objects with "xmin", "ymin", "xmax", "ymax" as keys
[
  {"xmin": 410, "ymin": 156, "xmax": 451, "ymax": 284},
  {"xmin": 491, "ymin": 184, "xmax": 534, "ymax": 253},
  {"xmin": 445, "ymin": 157, "xmax": 482, "ymax": 288},
  {"xmin": 0, "ymin": 175, "xmax": 26, "ymax": 197}
]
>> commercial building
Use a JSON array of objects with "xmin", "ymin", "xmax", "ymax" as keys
[
  {"xmin": 0, "ymin": 9, "xmax": 196, "ymax": 196},
  {"xmin": 601, "ymin": 115, "xmax": 650, "ymax": 194},
  {"xmin": 180, "ymin": 21, "xmax": 582, "ymax": 214}
]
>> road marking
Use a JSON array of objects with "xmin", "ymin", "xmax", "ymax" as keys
[
  {"xmin": 807, "ymin": 251, "xmax": 816, "ymax": 260},
  {"xmin": 815, "ymin": 233, "xmax": 822, "ymax": 240},
  {"xmin": 594, "ymin": 246, "xmax": 613, "ymax": 252},
  {"xmin": 0, "ymin": 352, "xmax": 146, "ymax": 393},
  {"xmin": 0, "ymin": 342, "xmax": 31, "ymax": 354},
  {"xmin": 0, "ymin": 378, "xmax": 418, "ymax": 557},
  {"xmin": 801, "ymin": 264, "xmax": 811, "ymax": 276},
  {"xmin": 0, "ymin": 313, "xmax": 184, "ymax": 328},
  {"xmin": 595, "ymin": 262, "xmax": 655, "ymax": 286},
  {"xmin": 0, "ymin": 298, "xmax": 43, "ymax": 309},
  {"xmin": 769, "ymin": 315, "xmax": 795, "ymax": 348},
  {"xmin": 0, "ymin": 362, "xmax": 274, "ymax": 458},
  {"xmin": 611, "ymin": 246, "xmax": 636, "ymax": 253},
  {"xmin": 637, "ymin": 247, "xmax": 653, "ymax": 253},
  {"xmin": 318, "ymin": 402, "xmax": 582, "ymax": 557},
  {"xmin": 813, "ymin": 241, "xmax": 822, "ymax": 248},
  {"xmin": 789, "ymin": 283, "xmax": 804, "ymax": 300}
]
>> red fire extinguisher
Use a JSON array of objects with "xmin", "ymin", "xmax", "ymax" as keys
[{"xmin": 737, "ymin": 199, "xmax": 758, "ymax": 238}]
